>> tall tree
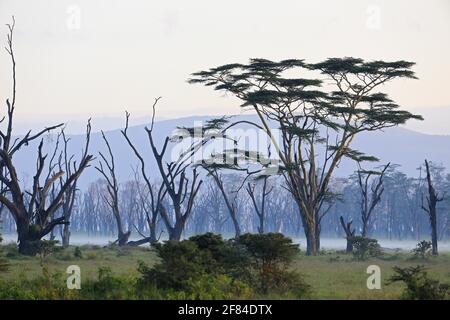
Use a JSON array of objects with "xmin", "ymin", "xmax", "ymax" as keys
[
  {"xmin": 126, "ymin": 98, "xmax": 203, "ymax": 241},
  {"xmin": 246, "ymin": 175, "xmax": 273, "ymax": 234},
  {"xmin": 121, "ymin": 111, "xmax": 166, "ymax": 245},
  {"xmin": 189, "ymin": 58, "xmax": 422, "ymax": 255},
  {"xmin": 356, "ymin": 162, "xmax": 390, "ymax": 237},
  {"xmin": 95, "ymin": 131, "xmax": 131, "ymax": 246},
  {"xmin": 0, "ymin": 18, "xmax": 93, "ymax": 255},
  {"xmin": 421, "ymin": 160, "xmax": 443, "ymax": 256}
]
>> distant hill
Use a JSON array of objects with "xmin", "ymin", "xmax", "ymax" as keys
[{"xmin": 13, "ymin": 114, "xmax": 450, "ymax": 189}]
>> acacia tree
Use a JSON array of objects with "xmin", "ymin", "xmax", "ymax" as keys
[
  {"xmin": 0, "ymin": 18, "xmax": 93, "ymax": 255},
  {"xmin": 190, "ymin": 57, "xmax": 422, "ymax": 255}
]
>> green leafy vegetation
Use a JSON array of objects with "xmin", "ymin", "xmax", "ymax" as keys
[
  {"xmin": 137, "ymin": 233, "xmax": 310, "ymax": 299},
  {"xmin": 388, "ymin": 265, "xmax": 450, "ymax": 300},
  {"xmin": 1, "ymin": 242, "xmax": 450, "ymax": 299},
  {"xmin": 349, "ymin": 236, "xmax": 382, "ymax": 261},
  {"xmin": 411, "ymin": 241, "xmax": 433, "ymax": 260}
]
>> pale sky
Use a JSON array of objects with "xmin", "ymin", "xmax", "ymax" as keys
[{"xmin": 0, "ymin": 0, "xmax": 449, "ymax": 133}]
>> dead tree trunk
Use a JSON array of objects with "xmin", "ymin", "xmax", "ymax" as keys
[
  {"xmin": 0, "ymin": 19, "xmax": 93, "ymax": 255},
  {"xmin": 246, "ymin": 176, "xmax": 273, "ymax": 234},
  {"xmin": 203, "ymin": 168, "xmax": 241, "ymax": 238},
  {"xmin": 96, "ymin": 131, "xmax": 130, "ymax": 246},
  {"xmin": 128, "ymin": 98, "xmax": 202, "ymax": 241},
  {"xmin": 421, "ymin": 160, "xmax": 442, "ymax": 256},
  {"xmin": 121, "ymin": 110, "xmax": 166, "ymax": 245},
  {"xmin": 339, "ymin": 216, "xmax": 356, "ymax": 253},
  {"xmin": 357, "ymin": 163, "xmax": 390, "ymax": 237},
  {"xmin": 59, "ymin": 130, "xmax": 80, "ymax": 247}
]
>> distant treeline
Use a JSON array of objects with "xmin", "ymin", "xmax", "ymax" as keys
[{"xmin": 2, "ymin": 163, "xmax": 448, "ymax": 241}]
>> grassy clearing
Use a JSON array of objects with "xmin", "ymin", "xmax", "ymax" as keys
[
  {"xmin": 0, "ymin": 244, "xmax": 157, "ymax": 281},
  {"xmin": 293, "ymin": 251, "xmax": 450, "ymax": 299},
  {"xmin": 1, "ymin": 245, "xmax": 449, "ymax": 299}
]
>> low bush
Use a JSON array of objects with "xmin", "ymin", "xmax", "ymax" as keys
[
  {"xmin": 388, "ymin": 265, "xmax": 450, "ymax": 300},
  {"xmin": 74, "ymin": 247, "xmax": 83, "ymax": 259},
  {"xmin": 411, "ymin": 240, "xmax": 432, "ymax": 260},
  {"xmin": 349, "ymin": 236, "xmax": 382, "ymax": 261},
  {"xmin": 235, "ymin": 233, "xmax": 309, "ymax": 296},
  {"xmin": 137, "ymin": 232, "xmax": 309, "ymax": 299}
]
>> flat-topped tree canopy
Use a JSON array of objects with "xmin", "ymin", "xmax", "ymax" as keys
[
  {"xmin": 189, "ymin": 57, "xmax": 422, "ymax": 134},
  {"xmin": 189, "ymin": 57, "xmax": 423, "ymax": 256}
]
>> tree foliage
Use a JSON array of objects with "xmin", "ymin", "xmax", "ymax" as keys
[{"xmin": 189, "ymin": 57, "xmax": 422, "ymax": 255}]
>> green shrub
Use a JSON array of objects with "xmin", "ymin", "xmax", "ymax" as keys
[
  {"xmin": 137, "ymin": 233, "xmax": 309, "ymax": 299},
  {"xmin": 349, "ymin": 236, "xmax": 382, "ymax": 261},
  {"xmin": 388, "ymin": 265, "xmax": 450, "ymax": 300},
  {"xmin": 138, "ymin": 240, "xmax": 215, "ymax": 290},
  {"xmin": 411, "ymin": 240, "xmax": 432, "ymax": 260},
  {"xmin": 235, "ymin": 233, "xmax": 309, "ymax": 296},
  {"xmin": 188, "ymin": 233, "xmax": 252, "ymax": 280},
  {"xmin": 74, "ymin": 246, "xmax": 83, "ymax": 259}
]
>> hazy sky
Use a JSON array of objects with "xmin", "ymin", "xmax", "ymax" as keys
[{"xmin": 0, "ymin": 0, "xmax": 449, "ymax": 133}]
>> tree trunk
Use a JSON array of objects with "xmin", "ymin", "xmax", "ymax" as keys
[
  {"xmin": 430, "ymin": 213, "xmax": 438, "ymax": 256},
  {"xmin": 230, "ymin": 213, "xmax": 241, "ymax": 238},
  {"xmin": 339, "ymin": 216, "xmax": 355, "ymax": 253},
  {"xmin": 169, "ymin": 221, "xmax": 185, "ymax": 241},
  {"xmin": 257, "ymin": 216, "xmax": 264, "ymax": 234},
  {"xmin": 361, "ymin": 223, "xmax": 368, "ymax": 238},
  {"xmin": 423, "ymin": 160, "xmax": 441, "ymax": 256},
  {"xmin": 304, "ymin": 221, "xmax": 318, "ymax": 256},
  {"xmin": 117, "ymin": 230, "xmax": 131, "ymax": 246},
  {"xmin": 62, "ymin": 224, "xmax": 70, "ymax": 247},
  {"xmin": 17, "ymin": 222, "xmax": 39, "ymax": 256}
]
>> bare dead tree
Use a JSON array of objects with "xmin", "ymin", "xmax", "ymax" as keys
[
  {"xmin": 121, "ymin": 110, "xmax": 166, "ymax": 245},
  {"xmin": 357, "ymin": 162, "xmax": 390, "ymax": 237},
  {"xmin": 126, "ymin": 168, "xmax": 165, "ymax": 246},
  {"xmin": 246, "ymin": 175, "xmax": 273, "ymax": 234},
  {"xmin": 0, "ymin": 18, "xmax": 93, "ymax": 255},
  {"xmin": 125, "ymin": 98, "xmax": 203, "ymax": 241},
  {"xmin": 95, "ymin": 131, "xmax": 131, "ymax": 246},
  {"xmin": 421, "ymin": 159, "xmax": 443, "ymax": 256},
  {"xmin": 201, "ymin": 167, "xmax": 242, "ymax": 237},
  {"xmin": 339, "ymin": 216, "xmax": 356, "ymax": 253},
  {"xmin": 55, "ymin": 123, "xmax": 91, "ymax": 246}
]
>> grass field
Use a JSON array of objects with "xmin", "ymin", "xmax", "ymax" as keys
[{"xmin": 1, "ymin": 244, "xmax": 450, "ymax": 299}]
